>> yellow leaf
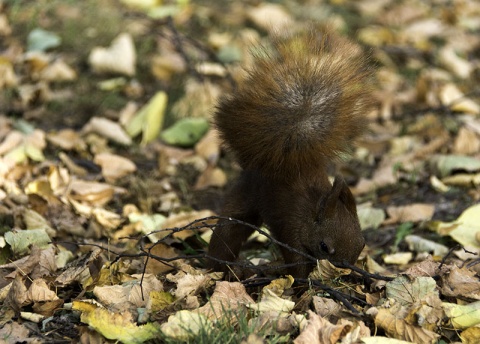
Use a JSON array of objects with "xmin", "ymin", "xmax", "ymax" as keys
[
  {"xmin": 430, "ymin": 204, "xmax": 480, "ymax": 251},
  {"xmin": 73, "ymin": 300, "xmax": 161, "ymax": 343},
  {"xmin": 125, "ymin": 91, "xmax": 167, "ymax": 144},
  {"xmin": 160, "ymin": 310, "xmax": 212, "ymax": 341},
  {"xmin": 442, "ymin": 301, "xmax": 480, "ymax": 329},
  {"xmin": 143, "ymin": 91, "xmax": 167, "ymax": 144},
  {"xmin": 149, "ymin": 291, "xmax": 175, "ymax": 312}
]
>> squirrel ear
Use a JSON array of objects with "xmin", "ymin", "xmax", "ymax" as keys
[
  {"xmin": 335, "ymin": 175, "xmax": 358, "ymax": 214},
  {"xmin": 317, "ymin": 175, "xmax": 356, "ymax": 220},
  {"xmin": 317, "ymin": 176, "xmax": 343, "ymax": 219}
]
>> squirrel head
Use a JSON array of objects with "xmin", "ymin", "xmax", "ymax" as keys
[{"xmin": 303, "ymin": 175, "xmax": 364, "ymax": 266}]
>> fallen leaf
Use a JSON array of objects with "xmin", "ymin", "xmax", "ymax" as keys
[
  {"xmin": 125, "ymin": 91, "xmax": 168, "ymax": 144},
  {"xmin": 293, "ymin": 310, "xmax": 348, "ymax": 344},
  {"xmin": 442, "ymin": 301, "xmax": 480, "ymax": 329},
  {"xmin": 26, "ymin": 279, "xmax": 59, "ymax": 303},
  {"xmin": 441, "ymin": 266, "xmax": 480, "ymax": 300},
  {"xmin": 144, "ymin": 242, "xmax": 178, "ymax": 275},
  {"xmin": 40, "ymin": 59, "xmax": 77, "ymax": 81},
  {"xmin": 453, "ymin": 127, "xmax": 480, "ymax": 155},
  {"xmin": 0, "ymin": 322, "xmax": 31, "ymax": 343},
  {"xmin": 47, "ymin": 129, "xmax": 85, "ymax": 150},
  {"xmin": 357, "ymin": 204, "xmax": 386, "ymax": 230},
  {"xmin": 160, "ymin": 117, "xmax": 209, "ymax": 147},
  {"xmin": 73, "ymin": 300, "xmax": 161, "ymax": 343},
  {"xmin": 82, "ymin": 116, "xmax": 132, "ymax": 146},
  {"xmin": 439, "ymin": 84, "xmax": 480, "ymax": 115},
  {"xmin": 247, "ymin": 3, "xmax": 293, "ymax": 32},
  {"xmin": 27, "ymin": 28, "xmax": 61, "ymax": 52},
  {"xmin": 430, "ymin": 203, "xmax": 480, "ymax": 252},
  {"xmin": 160, "ymin": 310, "xmax": 213, "ymax": 341},
  {"xmin": 374, "ymin": 307, "xmax": 440, "ymax": 343},
  {"xmin": 386, "ymin": 204, "xmax": 435, "ymax": 223},
  {"xmin": 4, "ymin": 229, "xmax": 51, "ymax": 255},
  {"xmin": 404, "ymin": 235, "xmax": 448, "ymax": 256},
  {"xmin": 383, "ymin": 252, "xmax": 413, "ymax": 265},
  {"xmin": 172, "ymin": 273, "xmax": 213, "ymax": 299},
  {"xmin": 386, "ymin": 276, "xmax": 438, "ymax": 307},
  {"xmin": 69, "ymin": 180, "xmax": 115, "ymax": 206},
  {"xmin": 430, "ymin": 154, "xmax": 480, "ymax": 177},
  {"xmin": 194, "ymin": 166, "xmax": 227, "ymax": 189},
  {"xmin": 94, "ymin": 152, "xmax": 137, "ymax": 182},
  {"xmin": 89, "ymin": 33, "xmax": 136, "ymax": 76},
  {"xmin": 438, "ymin": 46, "xmax": 472, "ymax": 79},
  {"xmin": 250, "ymin": 288, "xmax": 295, "ymax": 314},
  {"xmin": 197, "ymin": 281, "xmax": 255, "ymax": 321}
]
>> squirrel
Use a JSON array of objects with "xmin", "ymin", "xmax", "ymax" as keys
[{"xmin": 207, "ymin": 27, "xmax": 372, "ymax": 278}]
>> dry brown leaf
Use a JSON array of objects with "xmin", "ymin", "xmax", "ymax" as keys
[
  {"xmin": 17, "ymin": 82, "xmax": 52, "ymax": 107},
  {"xmin": 94, "ymin": 274, "xmax": 163, "ymax": 310},
  {"xmin": 0, "ymin": 322, "xmax": 31, "ymax": 343},
  {"xmin": 26, "ymin": 279, "xmax": 59, "ymax": 303},
  {"xmin": 1, "ymin": 246, "xmax": 56, "ymax": 280},
  {"xmin": 94, "ymin": 152, "xmax": 136, "ymax": 182},
  {"xmin": 247, "ymin": 3, "xmax": 293, "ymax": 32},
  {"xmin": 47, "ymin": 129, "xmax": 85, "ymax": 150},
  {"xmin": 82, "ymin": 117, "xmax": 132, "ymax": 146},
  {"xmin": 171, "ymin": 79, "xmax": 221, "ymax": 118},
  {"xmin": 150, "ymin": 36, "xmax": 186, "ymax": 82},
  {"xmin": 144, "ymin": 242, "xmax": 178, "ymax": 275},
  {"xmin": 197, "ymin": 281, "xmax": 255, "ymax": 322},
  {"xmin": 92, "ymin": 207, "xmax": 123, "ymax": 229},
  {"xmin": 374, "ymin": 308, "xmax": 440, "ymax": 343},
  {"xmin": 171, "ymin": 273, "xmax": 214, "ymax": 299},
  {"xmin": 441, "ymin": 266, "xmax": 480, "ymax": 300},
  {"xmin": 294, "ymin": 310, "xmax": 348, "ymax": 344},
  {"xmin": 194, "ymin": 166, "xmax": 227, "ymax": 189},
  {"xmin": 55, "ymin": 248, "xmax": 103, "ymax": 286},
  {"xmin": 340, "ymin": 319, "xmax": 371, "ymax": 342},
  {"xmin": 32, "ymin": 298, "xmax": 64, "ymax": 317},
  {"xmin": 309, "ymin": 259, "xmax": 352, "ymax": 280},
  {"xmin": 40, "ymin": 59, "xmax": 77, "ymax": 81},
  {"xmin": 158, "ymin": 210, "xmax": 216, "ymax": 241},
  {"xmin": 403, "ymin": 256, "xmax": 449, "ymax": 278},
  {"xmin": 372, "ymin": 164, "xmax": 397, "ymax": 187},
  {"xmin": 69, "ymin": 180, "xmax": 115, "ymax": 206},
  {"xmin": 7, "ymin": 276, "xmax": 28, "ymax": 309},
  {"xmin": 195, "ymin": 129, "xmax": 220, "ymax": 164},
  {"xmin": 453, "ymin": 127, "xmax": 480, "ymax": 154},
  {"xmin": 0, "ymin": 130, "xmax": 23, "ymax": 155},
  {"xmin": 0, "ymin": 56, "xmax": 17, "ymax": 88},
  {"xmin": 385, "ymin": 203, "xmax": 435, "ymax": 224},
  {"xmin": 312, "ymin": 296, "xmax": 343, "ymax": 318},
  {"xmin": 249, "ymin": 311, "xmax": 302, "ymax": 336}
]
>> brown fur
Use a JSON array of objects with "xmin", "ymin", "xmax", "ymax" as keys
[{"xmin": 208, "ymin": 28, "xmax": 371, "ymax": 278}]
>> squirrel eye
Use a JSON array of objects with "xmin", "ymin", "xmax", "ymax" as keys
[{"xmin": 320, "ymin": 241, "xmax": 329, "ymax": 253}]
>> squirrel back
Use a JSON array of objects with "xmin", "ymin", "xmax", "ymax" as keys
[{"xmin": 215, "ymin": 28, "xmax": 371, "ymax": 179}]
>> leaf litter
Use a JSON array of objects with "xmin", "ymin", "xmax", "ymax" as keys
[{"xmin": 1, "ymin": 0, "xmax": 480, "ymax": 343}]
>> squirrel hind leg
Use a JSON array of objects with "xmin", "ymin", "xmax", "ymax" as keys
[{"xmin": 207, "ymin": 215, "xmax": 260, "ymax": 276}]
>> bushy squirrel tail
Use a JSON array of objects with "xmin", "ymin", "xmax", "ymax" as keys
[{"xmin": 215, "ymin": 27, "xmax": 373, "ymax": 179}]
